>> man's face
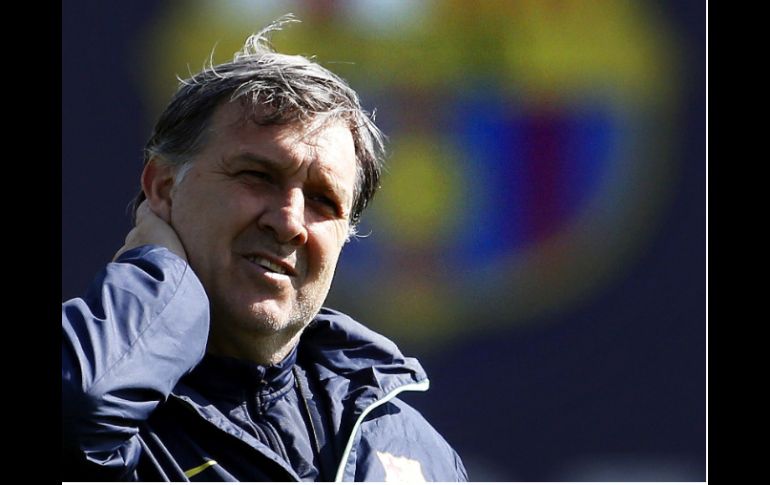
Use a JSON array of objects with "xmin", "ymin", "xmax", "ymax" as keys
[{"xmin": 168, "ymin": 101, "xmax": 357, "ymax": 341}]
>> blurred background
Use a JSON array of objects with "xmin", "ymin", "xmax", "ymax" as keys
[{"xmin": 62, "ymin": 0, "xmax": 706, "ymax": 481}]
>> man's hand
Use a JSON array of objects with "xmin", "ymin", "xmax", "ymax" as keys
[{"xmin": 113, "ymin": 201, "xmax": 187, "ymax": 261}]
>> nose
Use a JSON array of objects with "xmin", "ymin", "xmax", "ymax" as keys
[{"xmin": 258, "ymin": 187, "xmax": 309, "ymax": 246}]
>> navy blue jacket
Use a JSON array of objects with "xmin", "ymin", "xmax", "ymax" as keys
[{"xmin": 62, "ymin": 246, "xmax": 467, "ymax": 481}]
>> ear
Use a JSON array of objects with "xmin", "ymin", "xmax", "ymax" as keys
[{"xmin": 141, "ymin": 157, "xmax": 177, "ymax": 222}]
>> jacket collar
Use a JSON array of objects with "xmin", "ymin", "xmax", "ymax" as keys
[
  {"xmin": 299, "ymin": 307, "xmax": 428, "ymax": 399},
  {"xmin": 174, "ymin": 307, "xmax": 428, "ymax": 413}
]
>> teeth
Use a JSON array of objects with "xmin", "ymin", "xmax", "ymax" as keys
[{"xmin": 247, "ymin": 256, "xmax": 287, "ymax": 275}]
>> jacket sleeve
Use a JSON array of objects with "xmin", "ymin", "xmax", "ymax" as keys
[{"xmin": 62, "ymin": 245, "xmax": 210, "ymax": 480}]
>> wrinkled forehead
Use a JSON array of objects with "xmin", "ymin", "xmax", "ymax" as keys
[
  {"xmin": 211, "ymin": 99, "xmax": 353, "ymax": 148},
  {"xmin": 232, "ymin": 95, "xmax": 353, "ymax": 135}
]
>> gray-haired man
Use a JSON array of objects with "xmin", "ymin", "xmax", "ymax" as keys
[{"xmin": 62, "ymin": 17, "xmax": 467, "ymax": 482}]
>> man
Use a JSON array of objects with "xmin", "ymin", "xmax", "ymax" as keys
[{"xmin": 62, "ymin": 17, "xmax": 467, "ymax": 482}]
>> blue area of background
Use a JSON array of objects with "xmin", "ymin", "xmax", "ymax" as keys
[
  {"xmin": 446, "ymin": 91, "xmax": 618, "ymax": 260},
  {"xmin": 62, "ymin": 1, "xmax": 705, "ymax": 480}
]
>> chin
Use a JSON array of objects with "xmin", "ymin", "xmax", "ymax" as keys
[{"xmin": 241, "ymin": 304, "xmax": 288, "ymax": 332}]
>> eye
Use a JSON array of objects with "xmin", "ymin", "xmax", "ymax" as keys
[
  {"xmin": 238, "ymin": 170, "xmax": 271, "ymax": 181},
  {"xmin": 309, "ymin": 194, "xmax": 341, "ymax": 215}
]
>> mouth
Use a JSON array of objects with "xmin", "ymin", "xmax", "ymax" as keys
[{"xmin": 244, "ymin": 254, "xmax": 296, "ymax": 277}]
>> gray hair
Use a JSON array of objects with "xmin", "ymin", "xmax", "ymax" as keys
[{"xmin": 130, "ymin": 15, "xmax": 386, "ymax": 231}]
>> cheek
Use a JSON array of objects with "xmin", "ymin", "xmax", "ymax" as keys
[
  {"xmin": 171, "ymin": 188, "xmax": 228, "ymax": 254},
  {"xmin": 308, "ymin": 224, "xmax": 348, "ymax": 270},
  {"xmin": 174, "ymin": 180, "xmax": 238, "ymax": 228},
  {"xmin": 171, "ymin": 195, "xmax": 204, "ymax": 239}
]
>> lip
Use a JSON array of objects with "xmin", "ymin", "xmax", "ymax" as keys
[{"xmin": 242, "ymin": 251, "xmax": 298, "ymax": 277}]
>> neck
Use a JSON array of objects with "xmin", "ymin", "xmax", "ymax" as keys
[{"xmin": 206, "ymin": 322, "xmax": 304, "ymax": 365}]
